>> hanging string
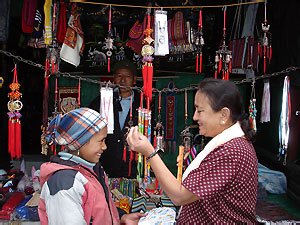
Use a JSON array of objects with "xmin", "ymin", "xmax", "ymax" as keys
[
  {"xmin": 1, "ymin": 50, "xmax": 300, "ymax": 93},
  {"xmin": 223, "ymin": 7, "xmax": 226, "ymax": 36},
  {"xmin": 78, "ymin": 78, "xmax": 81, "ymax": 107},
  {"xmin": 71, "ymin": 0, "xmax": 264, "ymax": 9}
]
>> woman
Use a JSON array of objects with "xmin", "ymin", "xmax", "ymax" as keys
[
  {"xmin": 127, "ymin": 78, "xmax": 258, "ymax": 224},
  {"xmin": 38, "ymin": 108, "xmax": 145, "ymax": 225}
]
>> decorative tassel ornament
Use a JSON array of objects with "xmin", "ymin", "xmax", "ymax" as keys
[{"xmin": 7, "ymin": 64, "xmax": 23, "ymax": 159}]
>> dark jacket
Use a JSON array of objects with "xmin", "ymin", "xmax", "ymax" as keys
[{"xmin": 89, "ymin": 89, "xmax": 140, "ymax": 178}]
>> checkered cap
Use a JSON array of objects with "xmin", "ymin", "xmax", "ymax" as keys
[{"xmin": 44, "ymin": 108, "xmax": 107, "ymax": 151}]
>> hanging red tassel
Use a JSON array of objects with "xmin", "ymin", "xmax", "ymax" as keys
[
  {"xmin": 15, "ymin": 118, "xmax": 21, "ymax": 159},
  {"xmin": 196, "ymin": 53, "xmax": 199, "ymax": 73},
  {"xmin": 269, "ymin": 45, "xmax": 272, "ymax": 63},
  {"xmin": 108, "ymin": 57, "xmax": 110, "ymax": 73},
  {"xmin": 8, "ymin": 64, "xmax": 22, "ymax": 159},
  {"xmin": 128, "ymin": 150, "xmax": 134, "ymax": 177},
  {"xmin": 8, "ymin": 118, "xmax": 15, "ymax": 159},
  {"xmin": 199, "ymin": 53, "xmax": 202, "ymax": 73},
  {"xmin": 215, "ymin": 71, "xmax": 217, "ymax": 79},
  {"xmin": 263, "ymin": 46, "xmax": 266, "ymax": 74},
  {"xmin": 142, "ymin": 63, "xmax": 148, "ymax": 100},
  {"xmin": 147, "ymin": 62, "xmax": 153, "ymax": 102},
  {"xmin": 123, "ymin": 146, "xmax": 127, "ymax": 162},
  {"xmin": 218, "ymin": 59, "xmax": 222, "ymax": 73}
]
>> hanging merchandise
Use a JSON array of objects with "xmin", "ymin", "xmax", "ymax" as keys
[
  {"xmin": 100, "ymin": 86, "xmax": 114, "ymax": 134},
  {"xmin": 123, "ymin": 94, "xmax": 134, "ymax": 177},
  {"xmin": 154, "ymin": 10, "xmax": 169, "ymax": 56},
  {"xmin": 154, "ymin": 92, "xmax": 165, "ymax": 153},
  {"xmin": 214, "ymin": 7, "xmax": 232, "ymax": 80},
  {"xmin": 258, "ymin": 0, "xmax": 272, "ymax": 74},
  {"xmin": 0, "ymin": 77, "xmax": 4, "ymax": 88},
  {"xmin": 127, "ymin": 14, "xmax": 153, "ymax": 55},
  {"xmin": 195, "ymin": 9, "xmax": 204, "ymax": 74},
  {"xmin": 7, "ymin": 64, "xmax": 23, "ymax": 159},
  {"xmin": 42, "ymin": 58, "xmax": 50, "ymax": 127},
  {"xmin": 168, "ymin": 11, "xmax": 190, "ymax": 62},
  {"xmin": 60, "ymin": 3, "xmax": 85, "ymax": 67},
  {"xmin": 141, "ymin": 8, "xmax": 154, "ymax": 103},
  {"xmin": 57, "ymin": 0, "xmax": 67, "ymax": 44},
  {"xmin": 164, "ymin": 81, "xmax": 178, "ymax": 154},
  {"xmin": 249, "ymin": 79, "xmax": 257, "ymax": 132},
  {"xmin": 22, "ymin": 0, "xmax": 37, "ymax": 34},
  {"xmin": 278, "ymin": 76, "xmax": 291, "ymax": 166},
  {"xmin": 104, "ymin": 5, "xmax": 114, "ymax": 72},
  {"xmin": 143, "ymin": 99, "xmax": 151, "ymax": 186},
  {"xmin": 137, "ymin": 92, "xmax": 144, "ymax": 183},
  {"xmin": 43, "ymin": 0, "xmax": 52, "ymax": 45},
  {"xmin": 177, "ymin": 90, "xmax": 193, "ymax": 183},
  {"xmin": 260, "ymin": 79, "xmax": 270, "ymax": 123}
]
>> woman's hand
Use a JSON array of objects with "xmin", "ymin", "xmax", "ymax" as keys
[
  {"xmin": 126, "ymin": 126, "xmax": 154, "ymax": 156},
  {"xmin": 120, "ymin": 212, "xmax": 147, "ymax": 225}
]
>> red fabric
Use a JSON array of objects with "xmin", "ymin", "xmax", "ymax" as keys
[
  {"xmin": 178, "ymin": 137, "xmax": 258, "ymax": 224},
  {"xmin": 22, "ymin": 0, "xmax": 38, "ymax": 33},
  {"xmin": 57, "ymin": 1, "xmax": 67, "ymax": 43},
  {"xmin": 0, "ymin": 192, "xmax": 25, "ymax": 220}
]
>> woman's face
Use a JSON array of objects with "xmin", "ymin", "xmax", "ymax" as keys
[
  {"xmin": 79, "ymin": 126, "xmax": 107, "ymax": 163},
  {"xmin": 193, "ymin": 91, "xmax": 224, "ymax": 138}
]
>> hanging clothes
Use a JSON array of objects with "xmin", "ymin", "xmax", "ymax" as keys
[
  {"xmin": 0, "ymin": 0, "xmax": 11, "ymax": 41},
  {"xmin": 22, "ymin": 0, "xmax": 38, "ymax": 34},
  {"xmin": 60, "ymin": 4, "xmax": 85, "ymax": 67}
]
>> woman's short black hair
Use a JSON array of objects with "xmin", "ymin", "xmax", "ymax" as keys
[{"xmin": 197, "ymin": 78, "xmax": 256, "ymax": 142}]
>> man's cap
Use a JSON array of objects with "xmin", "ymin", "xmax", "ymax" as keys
[{"xmin": 112, "ymin": 59, "xmax": 137, "ymax": 76}]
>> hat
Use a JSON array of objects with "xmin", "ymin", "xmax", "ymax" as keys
[
  {"xmin": 44, "ymin": 108, "xmax": 107, "ymax": 151},
  {"xmin": 112, "ymin": 59, "xmax": 137, "ymax": 76}
]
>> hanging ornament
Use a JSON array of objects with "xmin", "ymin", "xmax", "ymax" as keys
[
  {"xmin": 214, "ymin": 7, "xmax": 232, "ymax": 80},
  {"xmin": 154, "ymin": 92, "xmax": 165, "ymax": 152},
  {"xmin": 137, "ymin": 92, "xmax": 144, "ymax": 184},
  {"xmin": 258, "ymin": 0, "xmax": 272, "ymax": 74},
  {"xmin": 141, "ymin": 8, "xmax": 154, "ymax": 103},
  {"xmin": 123, "ymin": 94, "xmax": 134, "ymax": 177},
  {"xmin": 278, "ymin": 76, "xmax": 291, "ymax": 166},
  {"xmin": 0, "ymin": 77, "xmax": 4, "ymax": 88},
  {"xmin": 7, "ymin": 64, "xmax": 23, "ymax": 159},
  {"xmin": 177, "ymin": 90, "xmax": 193, "ymax": 183},
  {"xmin": 260, "ymin": 79, "xmax": 271, "ymax": 123},
  {"xmin": 195, "ymin": 9, "xmax": 204, "ymax": 74},
  {"xmin": 104, "ymin": 5, "xmax": 114, "ymax": 72},
  {"xmin": 249, "ymin": 79, "xmax": 257, "ymax": 132}
]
